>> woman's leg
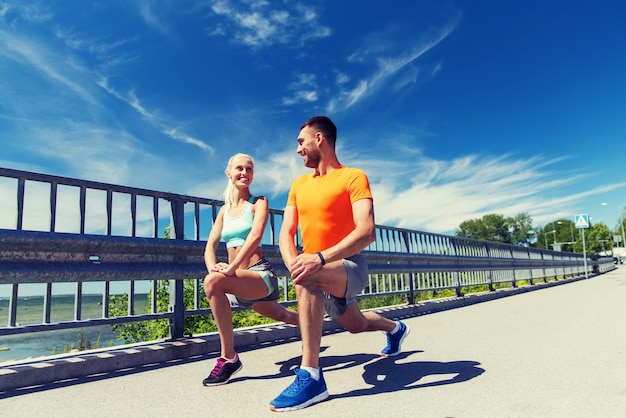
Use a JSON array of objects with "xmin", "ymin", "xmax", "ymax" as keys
[
  {"xmin": 252, "ymin": 301, "xmax": 299, "ymax": 325},
  {"xmin": 204, "ymin": 270, "xmax": 269, "ymax": 358}
]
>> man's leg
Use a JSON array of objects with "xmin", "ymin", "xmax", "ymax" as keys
[
  {"xmin": 296, "ymin": 283, "xmax": 326, "ymax": 369},
  {"xmin": 269, "ymin": 263, "xmax": 349, "ymax": 412},
  {"xmin": 293, "ymin": 259, "xmax": 351, "ymax": 368},
  {"xmin": 334, "ymin": 304, "xmax": 410, "ymax": 357},
  {"xmin": 334, "ymin": 304, "xmax": 395, "ymax": 333},
  {"xmin": 331, "ymin": 254, "xmax": 410, "ymax": 357}
]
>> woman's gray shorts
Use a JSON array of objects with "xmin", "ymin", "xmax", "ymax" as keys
[
  {"xmin": 323, "ymin": 254, "xmax": 368, "ymax": 319},
  {"xmin": 232, "ymin": 257, "xmax": 280, "ymax": 309}
]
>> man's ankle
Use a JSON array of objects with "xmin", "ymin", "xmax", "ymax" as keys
[{"xmin": 300, "ymin": 366, "xmax": 320, "ymax": 380}]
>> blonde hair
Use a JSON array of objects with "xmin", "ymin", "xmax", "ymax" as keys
[{"xmin": 222, "ymin": 153, "xmax": 254, "ymax": 207}]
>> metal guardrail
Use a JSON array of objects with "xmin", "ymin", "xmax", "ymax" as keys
[{"xmin": 0, "ymin": 167, "xmax": 614, "ymax": 342}]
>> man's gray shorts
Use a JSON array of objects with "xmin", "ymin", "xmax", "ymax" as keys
[{"xmin": 323, "ymin": 254, "xmax": 368, "ymax": 319}]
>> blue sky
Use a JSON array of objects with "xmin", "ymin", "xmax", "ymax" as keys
[{"xmin": 1, "ymin": 0, "xmax": 625, "ymax": 236}]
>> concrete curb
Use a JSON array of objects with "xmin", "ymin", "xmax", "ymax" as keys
[{"xmin": 0, "ymin": 276, "xmax": 587, "ymax": 392}]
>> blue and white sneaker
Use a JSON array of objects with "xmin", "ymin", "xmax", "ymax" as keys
[
  {"xmin": 381, "ymin": 321, "xmax": 410, "ymax": 357},
  {"xmin": 269, "ymin": 368, "xmax": 329, "ymax": 412}
]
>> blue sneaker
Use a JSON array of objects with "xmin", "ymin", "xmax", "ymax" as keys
[
  {"xmin": 269, "ymin": 368, "xmax": 329, "ymax": 412},
  {"xmin": 381, "ymin": 321, "xmax": 410, "ymax": 357}
]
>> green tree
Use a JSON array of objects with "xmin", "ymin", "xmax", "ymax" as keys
[
  {"xmin": 509, "ymin": 212, "xmax": 534, "ymax": 246},
  {"xmin": 456, "ymin": 213, "xmax": 534, "ymax": 244},
  {"xmin": 110, "ymin": 279, "xmax": 216, "ymax": 343},
  {"xmin": 456, "ymin": 213, "xmax": 509, "ymax": 242},
  {"xmin": 615, "ymin": 210, "xmax": 626, "ymax": 249},
  {"xmin": 537, "ymin": 218, "xmax": 578, "ymax": 252},
  {"xmin": 110, "ymin": 279, "xmax": 296, "ymax": 344},
  {"xmin": 579, "ymin": 222, "xmax": 612, "ymax": 256}
]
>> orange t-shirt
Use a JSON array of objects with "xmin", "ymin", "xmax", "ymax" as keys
[{"xmin": 286, "ymin": 165, "xmax": 373, "ymax": 254}]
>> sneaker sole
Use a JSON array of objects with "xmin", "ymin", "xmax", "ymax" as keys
[
  {"xmin": 380, "ymin": 324, "xmax": 410, "ymax": 357},
  {"xmin": 269, "ymin": 390, "xmax": 329, "ymax": 412},
  {"xmin": 202, "ymin": 363, "xmax": 243, "ymax": 387}
]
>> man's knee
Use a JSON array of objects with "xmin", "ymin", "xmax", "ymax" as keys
[
  {"xmin": 294, "ymin": 282, "xmax": 324, "ymax": 298},
  {"xmin": 335, "ymin": 305, "xmax": 369, "ymax": 333},
  {"xmin": 342, "ymin": 319, "xmax": 367, "ymax": 334}
]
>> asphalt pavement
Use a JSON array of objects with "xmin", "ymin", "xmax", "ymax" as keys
[{"xmin": 1, "ymin": 267, "xmax": 625, "ymax": 417}]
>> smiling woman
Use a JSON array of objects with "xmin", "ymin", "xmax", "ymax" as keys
[{"xmin": 201, "ymin": 153, "xmax": 298, "ymax": 386}]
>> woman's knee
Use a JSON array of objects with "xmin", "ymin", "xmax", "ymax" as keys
[{"xmin": 203, "ymin": 272, "xmax": 225, "ymax": 296}]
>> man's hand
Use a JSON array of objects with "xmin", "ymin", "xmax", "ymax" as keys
[{"xmin": 289, "ymin": 253, "xmax": 323, "ymax": 284}]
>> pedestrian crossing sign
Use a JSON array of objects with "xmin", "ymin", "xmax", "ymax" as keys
[{"xmin": 575, "ymin": 213, "xmax": 589, "ymax": 229}]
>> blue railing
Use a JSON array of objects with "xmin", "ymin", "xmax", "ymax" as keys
[{"xmin": 0, "ymin": 167, "xmax": 613, "ymax": 343}]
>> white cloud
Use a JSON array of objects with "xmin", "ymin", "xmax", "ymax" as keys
[
  {"xmin": 54, "ymin": 27, "xmax": 138, "ymax": 68},
  {"xmin": 137, "ymin": 0, "xmax": 170, "ymax": 36},
  {"xmin": 0, "ymin": 2, "xmax": 52, "ymax": 25},
  {"xmin": 0, "ymin": 4, "xmax": 10, "ymax": 19},
  {"xmin": 161, "ymin": 128, "xmax": 215, "ymax": 153},
  {"xmin": 337, "ymin": 149, "xmax": 626, "ymax": 234},
  {"xmin": 208, "ymin": 0, "xmax": 331, "ymax": 48},
  {"xmin": 0, "ymin": 28, "xmax": 98, "ymax": 105},
  {"xmin": 282, "ymin": 72, "xmax": 319, "ymax": 105},
  {"xmin": 255, "ymin": 147, "xmax": 309, "ymax": 198},
  {"xmin": 327, "ymin": 14, "xmax": 460, "ymax": 113},
  {"xmin": 24, "ymin": 122, "xmax": 147, "ymax": 184},
  {"xmin": 97, "ymin": 77, "xmax": 214, "ymax": 153},
  {"xmin": 335, "ymin": 71, "xmax": 350, "ymax": 85}
]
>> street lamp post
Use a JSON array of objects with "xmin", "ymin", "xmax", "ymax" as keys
[
  {"xmin": 543, "ymin": 220, "xmax": 559, "ymax": 250},
  {"xmin": 550, "ymin": 220, "xmax": 559, "ymax": 250},
  {"xmin": 558, "ymin": 220, "xmax": 575, "ymax": 250},
  {"xmin": 618, "ymin": 204, "xmax": 626, "ymax": 249},
  {"xmin": 548, "ymin": 229, "xmax": 557, "ymax": 249}
]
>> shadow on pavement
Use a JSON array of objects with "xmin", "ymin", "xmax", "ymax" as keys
[
  {"xmin": 234, "ymin": 347, "xmax": 485, "ymax": 402},
  {"xmin": 1, "ymin": 345, "xmax": 484, "ymax": 403},
  {"xmin": 332, "ymin": 352, "xmax": 485, "ymax": 400}
]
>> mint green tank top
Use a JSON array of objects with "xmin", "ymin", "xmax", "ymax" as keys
[{"xmin": 221, "ymin": 196, "xmax": 259, "ymax": 248}]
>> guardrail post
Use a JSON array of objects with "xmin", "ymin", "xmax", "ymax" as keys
[
  {"xmin": 401, "ymin": 231, "xmax": 415, "ymax": 304},
  {"xmin": 527, "ymin": 247, "xmax": 534, "ymax": 285},
  {"xmin": 485, "ymin": 243, "xmax": 495, "ymax": 292},
  {"xmin": 17, "ymin": 177, "xmax": 25, "ymax": 230},
  {"xmin": 509, "ymin": 246, "xmax": 518, "ymax": 288},
  {"xmin": 451, "ymin": 237, "xmax": 462, "ymax": 297},
  {"xmin": 168, "ymin": 198, "xmax": 186, "ymax": 339}
]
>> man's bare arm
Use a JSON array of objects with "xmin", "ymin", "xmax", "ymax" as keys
[{"xmin": 278, "ymin": 205, "xmax": 300, "ymax": 270}]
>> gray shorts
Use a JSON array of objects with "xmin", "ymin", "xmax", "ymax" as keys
[
  {"xmin": 232, "ymin": 258, "xmax": 280, "ymax": 309},
  {"xmin": 323, "ymin": 254, "xmax": 368, "ymax": 319}
]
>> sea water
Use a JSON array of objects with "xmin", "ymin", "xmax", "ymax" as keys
[{"xmin": 0, "ymin": 294, "xmax": 150, "ymax": 363}]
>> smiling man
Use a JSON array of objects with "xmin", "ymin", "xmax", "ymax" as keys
[{"xmin": 270, "ymin": 116, "xmax": 410, "ymax": 412}]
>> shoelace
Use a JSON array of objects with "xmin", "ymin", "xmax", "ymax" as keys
[
  {"xmin": 210, "ymin": 358, "xmax": 227, "ymax": 377},
  {"xmin": 283, "ymin": 369, "xmax": 308, "ymax": 394}
]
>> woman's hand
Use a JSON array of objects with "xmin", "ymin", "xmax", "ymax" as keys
[{"xmin": 211, "ymin": 262, "xmax": 236, "ymax": 276}]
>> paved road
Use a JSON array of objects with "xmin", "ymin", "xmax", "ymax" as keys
[{"xmin": 2, "ymin": 268, "xmax": 625, "ymax": 417}]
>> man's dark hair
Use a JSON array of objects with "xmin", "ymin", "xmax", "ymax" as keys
[{"xmin": 301, "ymin": 116, "xmax": 337, "ymax": 147}]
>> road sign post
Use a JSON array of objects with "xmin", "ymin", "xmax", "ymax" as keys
[{"xmin": 575, "ymin": 214, "xmax": 589, "ymax": 279}]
